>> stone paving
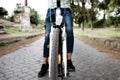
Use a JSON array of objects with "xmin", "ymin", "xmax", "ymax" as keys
[{"xmin": 0, "ymin": 37, "xmax": 120, "ymax": 80}]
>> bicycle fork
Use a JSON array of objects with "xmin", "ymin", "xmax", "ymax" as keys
[
  {"xmin": 58, "ymin": 26, "xmax": 67, "ymax": 78},
  {"xmin": 62, "ymin": 26, "xmax": 67, "ymax": 77}
]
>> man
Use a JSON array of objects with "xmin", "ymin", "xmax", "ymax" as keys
[{"xmin": 38, "ymin": 0, "xmax": 75, "ymax": 77}]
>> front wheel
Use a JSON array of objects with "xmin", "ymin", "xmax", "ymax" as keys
[{"xmin": 49, "ymin": 28, "xmax": 60, "ymax": 80}]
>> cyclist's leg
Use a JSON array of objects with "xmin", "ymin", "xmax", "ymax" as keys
[
  {"xmin": 63, "ymin": 8, "xmax": 75, "ymax": 71},
  {"xmin": 43, "ymin": 8, "xmax": 56, "ymax": 63},
  {"xmin": 38, "ymin": 9, "xmax": 51, "ymax": 78},
  {"xmin": 38, "ymin": 31, "xmax": 50, "ymax": 77},
  {"xmin": 38, "ymin": 9, "xmax": 56, "ymax": 77},
  {"xmin": 63, "ymin": 8, "xmax": 74, "ymax": 56}
]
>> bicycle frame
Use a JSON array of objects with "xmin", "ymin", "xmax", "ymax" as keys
[{"xmin": 49, "ymin": 7, "xmax": 67, "ymax": 80}]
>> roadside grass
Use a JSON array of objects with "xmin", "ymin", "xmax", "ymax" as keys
[
  {"xmin": 74, "ymin": 28, "xmax": 120, "ymax": 38},
  {"xmin": 0, "ymin": 27, "xmax": 43, "ymax": 52},
  {"xmin": 5, "ymin": 27, "xmax": 33, "ymax": 35},
  {"xmin": 74, "ymin": 28, "xmax": 120, "ymax": 49},
  {"xmin": 4, "ymin": 27, "xmax": 43, "ymax": 36},
  {"xmin": 0, "ymin": 43, "xmax": 11, "ymax": 51}
]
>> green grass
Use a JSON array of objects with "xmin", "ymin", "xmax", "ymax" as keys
[
  {"xmin": 74, "ymin": 28, "xmax": 120, "ymax": 38},
  {"xmin": 74, "ymin": 28, "xmax": 120, "ymax": 50},
  {"xmin": 0, "ymin": 43, "xmax": 11, "ymax": 50},
  {"xmin": 5, "ymin": 27, "xmax": 31, "ymax": 35}
]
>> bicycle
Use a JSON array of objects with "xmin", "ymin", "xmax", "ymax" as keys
[{"xmin": 49, "ymin": 0, "xmax": 68, "ymax": 80}]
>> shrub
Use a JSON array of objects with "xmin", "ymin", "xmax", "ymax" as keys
[{"xmin": 93, "ymin": 19, "xmax": 105, "ymax": 28}]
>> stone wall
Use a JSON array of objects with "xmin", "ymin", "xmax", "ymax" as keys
[{"xmin": 85, "ymin": 36, "xmax": 120, "ymax": 52}]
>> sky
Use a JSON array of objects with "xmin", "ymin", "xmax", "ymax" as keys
[{"xmin": 0, "ymin": 0, "xmax": 48, "ymax": 19}]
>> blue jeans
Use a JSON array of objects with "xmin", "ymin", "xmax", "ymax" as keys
[{"xmin": 43, "ymin": 8, "xmax": 74, "ymax": 57}]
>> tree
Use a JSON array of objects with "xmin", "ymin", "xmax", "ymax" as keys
[
  {"xmin": 87, "ymin": 0, "xmax": 99, "ymax": 30},
  {"xmin": 71, "ymin": 0, "xmax": 87, "ymax": 31},
  {"xmin": 0, "ymin": 7, "xmax": 8, "ymax": 18},
  {"xmin": 71, "ymin": 0, "xmax": 120, "ymax": 28},
  {"xmin": 98, "ymin": 0, "xmax": 110, "ymax": 21},
  {"xmin": 109, "ymin": 0, "xmax": 120, "ymax": 27},
  {"xmin": 7, "ymin": 15, "xmax": 14, "ymax": 22},
  {"xmin": 98, "ymin": 0, "xmax": 120, "ymax": 20},
  {"xmin": 98, "ymin": 0, "xmax": 120, "ymax": 27},
  {"xmin": 71, "ymin": 0, "xmax": 98, "ymax": 30},
  {"xmin": 30, "ymin": 8, "xmax": 42, "ymax": 25}
]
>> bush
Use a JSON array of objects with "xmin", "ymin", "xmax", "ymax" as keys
[
  {"xmin": 106, "ymin": 16, "xmax": 120, "ymax": 27},
  {"xmin": 93, "ymin": 19, "xmax": 105, "ymax": 28},
  {"xmin": 106, "ymin": 16, "xmax": 115, "ymax": 25}
]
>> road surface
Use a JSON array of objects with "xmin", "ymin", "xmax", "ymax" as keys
[{"xmin": 0, "ymin": 37, "xmax": 120, "ymax": 80}]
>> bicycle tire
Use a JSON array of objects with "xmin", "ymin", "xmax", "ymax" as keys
[{"xmin": 49, "ymin": 28, "xmax": 60, "ymax": 80}]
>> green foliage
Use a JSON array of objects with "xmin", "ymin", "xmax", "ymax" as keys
[
  {"xmin": 93, "ymin": 19, "xmax": 105, "ymax": 28},
  {"xmin": 0, "ymin": 7, "xmax": 8, "ymax": 18},
  {"xmin": 7, "ymin": 15, "xmax": 14, "ymax": 22},
  {"xmin": 30, "ymin": 8, "xmax": 39, "ymax": 25},
  {"xmin": 30, "ymin": 8, "xmax": 44, "ymax": 25},
  {"xmin": 115, "ymin": 7, "xmax": 120, "ymax": 16},
  {"xmin": 71, "ymin": 0, "xmax": 120, "ymax": 28},
  {"xmin": 87, "ymin": 9, "xmax": 96, "ymax": 21},
  {"xmin": 106, "ymin": 16, "xmax": 120, "ymax": 27},
  {"xmin": 71, "ymin": 0, "xmax": 99, "ymax": 29},
  {"xmin": 70, "ymin": 0, "xmax": 86, "ymax": 24}
]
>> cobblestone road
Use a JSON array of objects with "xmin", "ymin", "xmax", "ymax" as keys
[{"xmin": 0, "ymin": 37, "xmax": 120, "ymax": 80}]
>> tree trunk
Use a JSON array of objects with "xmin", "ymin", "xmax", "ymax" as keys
[
  {"xmin": 103, "ymin": 13, "xmax": 106, "ymax": 21},
  {"xmin": 78, "ymin": 23, "xmax": 80, "ymax": 28},
  {"xmin": 81, "ymin": 22, "xmax": 84, "ymax": 31},
  {"xmin": 91, "ymin": 21, "xmax": 93, "ymax": 30}
]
